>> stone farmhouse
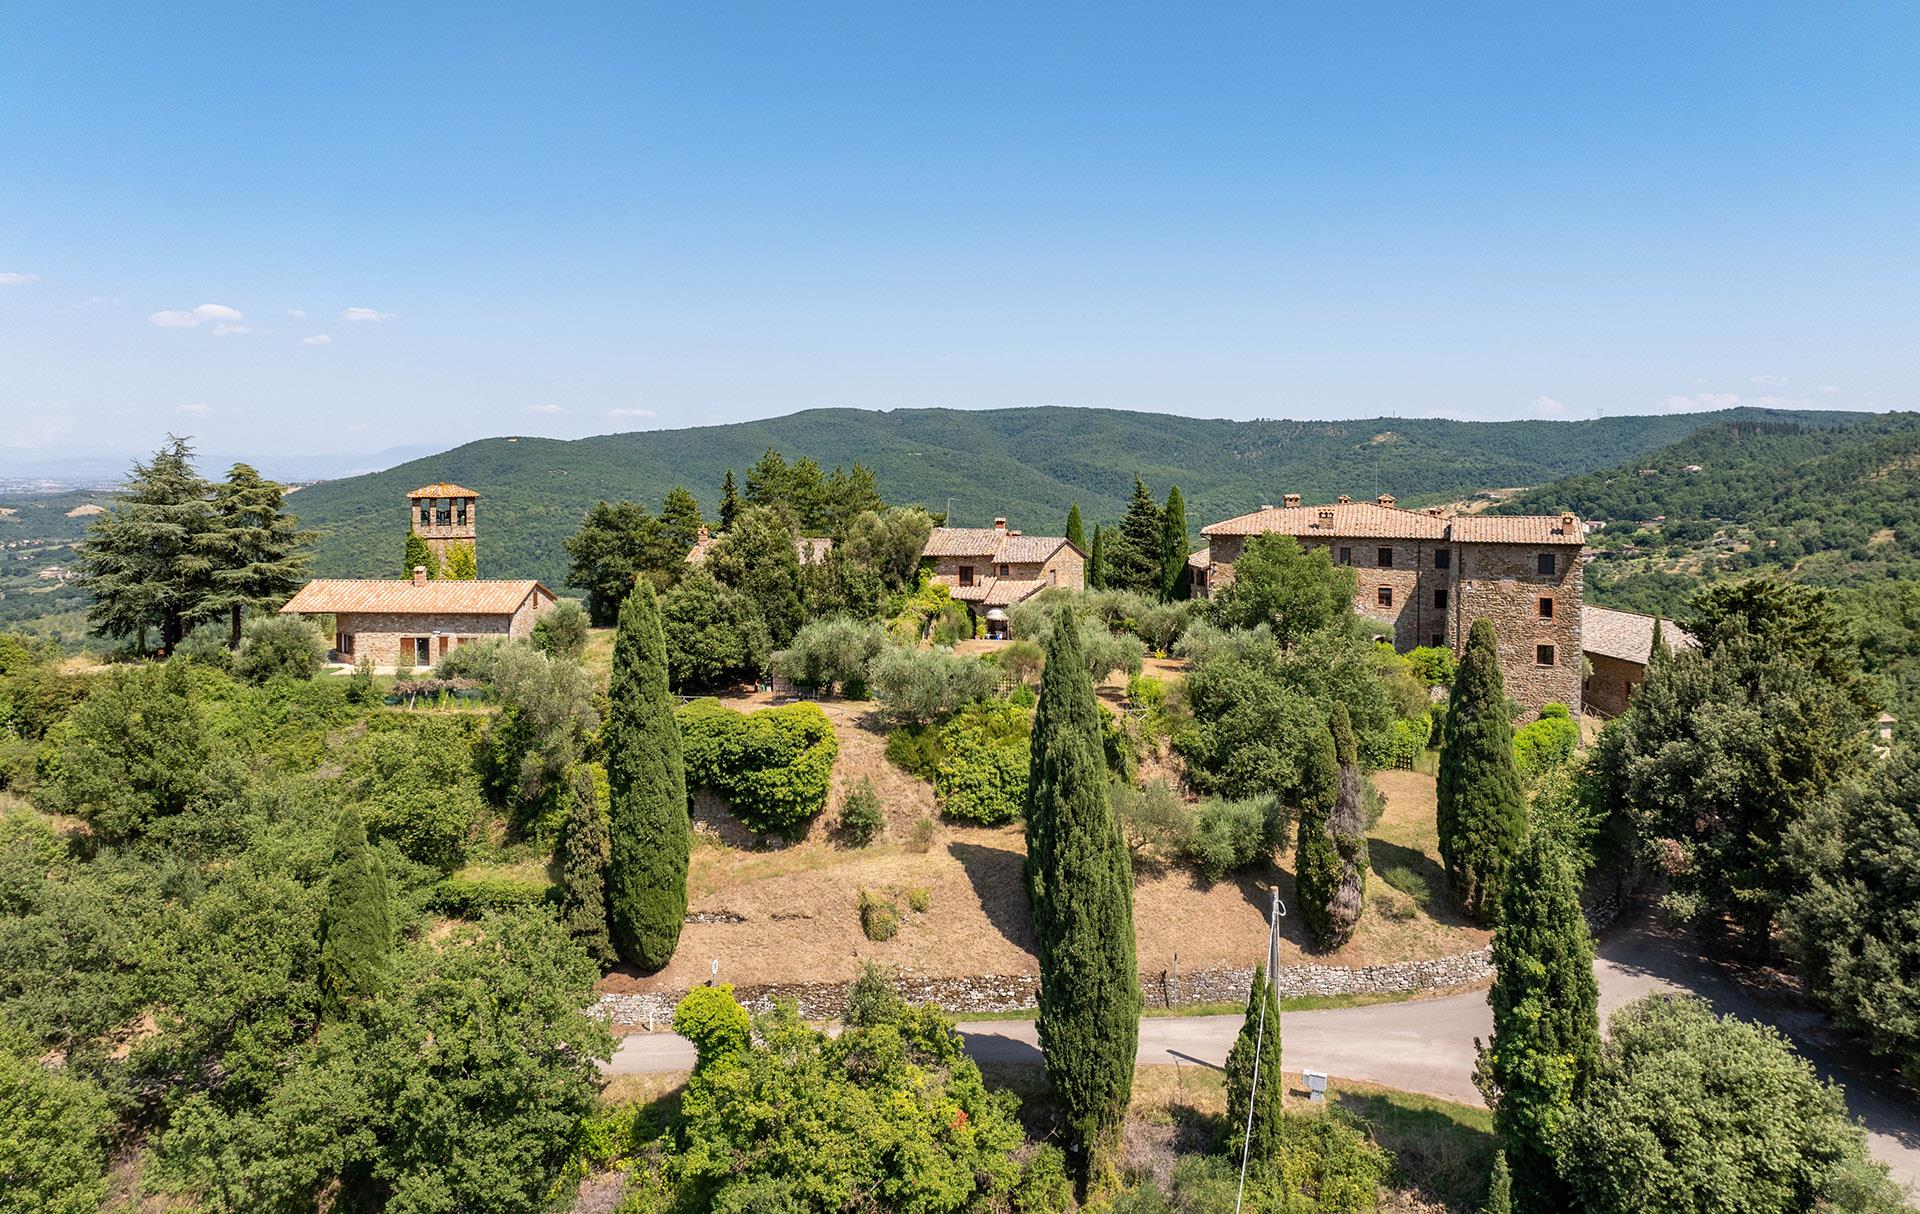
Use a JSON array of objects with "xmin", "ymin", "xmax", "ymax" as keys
[
  {"xmin": 1580, "ymin": 605, "xmax": 1696, "ymax": 717},
  {"xmin": 1191, "ymin": 493, "xmax": 1585, "ymax": 711},
  {"xmin": 684, "ymin": 525, "xmax": 834, "ymax": 566},
  {"xmin": 922, "ymin": 518, "xmax": 1086, "ymax": 639},
  {"xmin": 280, "ymin": 484, "xmax": 558, "ymax": 667}
]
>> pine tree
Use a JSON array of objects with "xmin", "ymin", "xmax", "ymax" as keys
[
  {"xmin": 1295, "ymin": 716, "xmax": 1342, "ymax": 950},
  {"xmin": 443, "ymin": 540, "xmax": 477, "ymax": 579},
  {"xmin": 1158, "ymin": 485, "xmax": 1189, "ymax": 601},
  {"xmin": 318, "ymin": 804, "xmax": 392, "ymax": 1015},
  {"xmin": 200, "ymin": 463, "xmax": 314, "ymax": 647},
  {"xmin": 1437, "ymin": 620, "xmax": 1527, "ymax": 925},
  {"xmin": 1025, "ymin": 604, "xmax": 1141, "ymax": 1163},
  {"xmin": 605, "ymin": 579, "xmax": 691, "ymax": 970},
  {"xmin": 1088, "ymin": 525, "xmax": 1107, "ymax": 590},
  {"xmin": 556, "ymin": 765, "xmax": 614, "ymax": 967},
  {"xmin": 1477, "ymin": 830, "xmax": 1598, "ymax": 1213},
  {"xmin": 1107, "ymin": 476, "xmax": 1165, "ymax": 595},
  {"xmin": 1065, "ymin": 503, "xmax": 1086, "ymax": 552},
  {"xmin": 1484, "ymin": 1151, "xmax": 1514, "ymax": 1214},
  {"xmin": 659, "ymin": 486, "xmax": 706, "ymax": 553},
  {"xmin": 404, "ymin": 529, "xmax": 440, "ymax": 579},
  {"xmin": 76, "ymin": 436, "xmax": 216, "ymax": 649},
  {"xmin": 1224, "ymin": 963, "xmax": 1285, "ymax": 1163},
  {"xmin": 744, "ymin": 447, "xmax": 792, "ymax": 509},
  {"xmin": 719, "ymin": 469, "xmax": 740, "ymax": 531},
  {"xmin": 1327, "ymin": 703, "xmax": 1369, "ymax": 946}
]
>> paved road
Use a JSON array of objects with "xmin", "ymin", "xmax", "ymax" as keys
[{"xmin": 605, "ymin": 915, "xmax": 1919, "ymax": 1191}]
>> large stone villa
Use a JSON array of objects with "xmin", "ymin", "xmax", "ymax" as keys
[
  {"xmin": 921, "ymin": 518, "xmax": 1086, "ymax": 639},
  {"xmin": 281, "ymin": 485, "xmax": 558, "ymax": 667},
  {"xmin": 1190, "ymin": 493, "xmax": 1594, "ymax": 711}
]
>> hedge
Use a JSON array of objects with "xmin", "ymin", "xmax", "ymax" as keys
[
  {"xmin": 677, "ymin": 698, "xmax": 839, "ymax": 835},
  {"xmin": 430, "ymin": 871, "xmax": 557, "ymax": 918},
  {"xmin": 934, "ymin": 701, "xmax": 1031, "ymax": 825}
]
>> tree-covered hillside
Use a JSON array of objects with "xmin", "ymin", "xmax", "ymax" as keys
[{"xmin": 284, "ymin": 405, "xmax": 1846, "ymax": 585}]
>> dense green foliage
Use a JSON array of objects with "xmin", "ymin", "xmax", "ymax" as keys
[
  {"xmin": 469, "ymin": 641, "xmax": 600, "ymax": 837},
  {"xmin": 1477, "ymin": 832, "xmax": 1598, "ymax": 1213},
  {"xmin": 870, "ymin": 645, "xmax": 996, "ymax": 725},
  {"xmin": 1008, "ymin": 593, "xmax": 1148, "ymax": 682},
  {"xmin": 0, "ymin": 1043, "xmax": 113, "ymax": 1214},
  {"xmin": 341, "ymin": 716, "xmax": 487, "ymax": 871},
  {"xmin": 563, "ymin": 497, "xmax": 681, "ymax": 624},
  {"xmin": 233, "ymin": 615, "xmax": 327, "ymax": 682},
  {"xmin": 1024, "ymin": 607, "xmax": 1141, "ymax": 1160},
  {"xmin": 556, "ymin": 764, "xmax": 614, "ymax": 966},
  {"xmin": 1325, "ymin": 703, "xmax": 1368, "ymax": 947},
  {"xmin": 1436, "ymin": 621, "xmax": 1526, "ymax": 926},
  {"xmin": 836, "ymin": 776, "xmax": 885, "ymax": 845},
  {"xmin": 1208, "ymin": 534, "xmax": 1357, "ymax": 643},
  {"xmin": 1106, "ymin": 476, "xmax": 1166, "ymax": 596},
  {"xmin": 705, "ymin": 504, "xmax": 806, "ymax": 645},
  {"xmin": 317, "ymin": 804, "xmax": 393, "ymax": 1016},
  {"xmin": 677, "ymin": 698, "xmax": 839, "ymax": 835},
  {"xmin": 771, "ymin": 615, "xmax": 886, "ymax": 694},
  {"xmin": 1559, "ymin": 995, "xmax": 1903, "ymax": 1214},
  {"xmin": 201, "ymin": 463, "xmax": 317, "ymax": 646},
  {"xmin": 605, "ymin": 580, "xmax": 691, "ymax": 971},
  {"xmin": 1159, "ymin": 484, "xmax": 1190, "ymax": 601},
  {"xmin": 1783, "ymin": 751, "xmax": 1920, "ymax": 1083},
  {"xmin": 1509, "ymin": 705, "xmax": 1578, "ymax": 780},
  {"xmin": 934, "ymin": 700, "xmax": 1032, "ymax": 825},
  {"xmin": 659, "ymin": 564, "xmax": 770, "ymax": 690},
  {"xmin": 633, "ymin": 983, "xmax": 1057, "ymax": 1213},
  {"xmin": 1224, "ymin": 965, "xmax": 1285, "ymax": 1163},
  {"xmin": 443, "ymin": 538, "xmax": 478, "ymax": 579},
  {"xmin": 1294, "ymin": 718, "xmax": 1342, "ymax": 951},
  {"xmin": 531, "ymin": 598, "xmax": 590, "ymax": 659}
]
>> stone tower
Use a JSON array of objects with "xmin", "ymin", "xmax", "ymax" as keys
[{"xmin": 408, "ymin": 483, "xmax": 478, "ymax": 569}]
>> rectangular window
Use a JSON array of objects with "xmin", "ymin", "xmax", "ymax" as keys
[
  {"xmin": 337, "ymin": 632, "xmax": 354, "ymax": 656},
  {"xmin": 1434, "ymin": 548, "xmax": 1451, "ymax": 570},
  {"xmin": 1434, "ymin": 587, "xmax": 1449, "ymax": 610},
  {"xmin": 999, "ymin": 563, "xmax": 1010, "ymax": 576},
  {"xmin": 1536, "ymin": 643, "xmax": 1556, "ymax": 666},
  {"xmin": 1537, "ymin": 552, "xmax": 1556, "ymax": 576},
  {"xmin": 1377, "ymin": 585, "xmax": 1393, "ymax": 607},
  {"xmin": 959, "ymin": 565, "xmax": 974, "ymax": 587},
  {"xmin": 414, "ymin": 637, "xmax": 432, "ymax": 665},
  {"xmin": 419, "ymin": 505, "xmax": 431, "ymax": 526},
  {"xmin": 1377, "ymin": 546, "xmax": 1394, "ymax": 568},
  {"xmin": 1538, "ymin": 596, "xmax": 1554, "ymax": 619},
  {"xmin": 1338, "ymin": 546, "xmax": 1352, "ymax": 566}
]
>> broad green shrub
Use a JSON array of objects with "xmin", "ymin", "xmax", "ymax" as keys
[
  {"xmin": 1186, "ymin": 797, "xmax": 1268, "ymax": 881},
  {"xmin": 770, "ymin": 616, "xmax": 885, "ymax": 694},
  {"xmin": 884, "ymin": 723, "xmax": 945, "ymax": 780},
  {"xmin": 869, "ymin": 646, "xmax": 995, "ymax": 726},
  {"xmin": 935, "ymin": 700, "xmax": 1032, "ymax": 825},
  {"xmin": 429, "ymin": 871, "xmax": 555, "ymax": 917},
  {"xmin": 344, "ymin": 717, "xmax": 487, "ymax": 871},
  {"xmin": 530, "ymin": 599, "xmax": 590, "ymax": 660},
  {"xmin": 837, "ymin": 778, "xmax": 884, "ymax": 845},
  {"xmin": 234, "ymin": 616, "xmax": 327, "ymax": 683},
  {"xmin": 1113, "ymin": 778, "xmax": 1192, "ymax": 859},
  {"xmin": 672, "ymin": 984, "xmax": 750, "ymax": 1067},
  {"xmin": 1364, "ymin": 716, "xmax": 1431, "ymax": 769},
  {"xmin": 1512, "ymin": 709, "xmax": 1579, "ymax": 778},
  {"xmin": 676, "ymin": 699, "xmax": 838, "ymax": 835},
  {"xmin": 858, "ymin": 889, "xmax": 901, "ymax": 941},
  {"xmin": 1405, "ymin": 645, "xmax": 1458, "ymax": 687}
]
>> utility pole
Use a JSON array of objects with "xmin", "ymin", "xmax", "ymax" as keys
[{"xmin": 1238, "ymin": 886, "xmax": 1286, "ymax": 1212}]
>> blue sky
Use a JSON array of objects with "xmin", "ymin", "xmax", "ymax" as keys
[{"xmin": 3, "ymin": 2, "xmax": 1916, "ymax": 457}]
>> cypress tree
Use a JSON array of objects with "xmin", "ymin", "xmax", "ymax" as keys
[
  {"xmin": 557, "ymin": 764, "xmax": 615, "ymax": 967},
  {"xmin": 1294, "ymin": 717, "xmax": 1341, "ymax": 951},
  {"xmin": 318, "ymin": 804, "xmax": 391, "ymax": 1015},
  {"xmin": 1478, "ymin": 831, "xmax": 1599, "ymax": 1213},
  {"xmin": 1327, "ymin": 703, "xmax": 1369, "ymax": 946},
  {"xmin": 1485, "ymin": 1151, "xmax": 1514, "ymax": 1214},
  {"xmin": 1065, "ymin": 503, "xmax": 1086, "ymax": 552},
  {"xmin": 1437, "ymin": 619, "xmax": 1527, "ymax": 924},
  {"xmin": 1088, "ymin": 525, "xmax": 1107, "ymax": 590},
  {"xmin": 403, "ymin": 528, "xmax": 439, "ymax": 579},
  {"xmin": 605, "ymin": 579, "xmax": 691, "ymax": 970},
  {"xmin": 1025, "ymin": 603, "xmax": 1141, "ymax": 1163},
  {"xmin": 1650, "ymin": 615, "xmax": 1669, "ymax": 662},
  {"xmin": 1224, "ymin": 963, "xmax": 1285, "ymax": 1162},
  {"xmin": 1158, "ymin": 485, "xmax": 1189, "ymax": 601},
  {"xmin": 719, "ymin": 468, "xmax": 740, "ymax": 531}
]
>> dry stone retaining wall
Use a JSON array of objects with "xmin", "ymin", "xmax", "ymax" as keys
[{"xmin": 591, "ymin": 945, "xmax": 1494, "ymax": 1030}]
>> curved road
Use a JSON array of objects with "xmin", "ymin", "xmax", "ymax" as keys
[{"xmin": 605, "ymin": 915, "xmax": 1919, "ymax": 1191}]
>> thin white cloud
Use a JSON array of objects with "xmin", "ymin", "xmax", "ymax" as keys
[
  {"xmin": 176, "ymin": 403, "xmax": 211, "ymax": 416},
  {"xmin": 1529, "ymin": 395, "xmax": 1566, "ymax": 416},
  {"xmin": 606, "ymin": 407, "xmax": 659, "ymax": 419},
  {"xmin": 211, "ymin": 322, "xmax": 256, "ymax": 337},
  {"xmin": 286, "ymin": 308, "xmax": 306, "ymax": 319},
  {"xmin": 0, "ymin": 271, "xmax": 41, "ymax": 286},
  {"xmin": 525, "ymin": 403, "xmax": 566, "ymax": 414},
  {"xmin": 149, "ymin": 303, "xmax": 245, "ymax": 328},
  {"xmin": 300, "ymin": 334, "xmax": 333, "ymax": 346},
  {"xmin": 1661, "ymin": 392, "xmax": 1743, "ymax": 413},
  {"xmin": 341, "ymin": 306, "xmax": 395, "ymax": 322}
]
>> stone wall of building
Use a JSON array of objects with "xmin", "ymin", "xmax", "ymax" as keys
[
  {"xmin": 590, "ymin": 946, "xmax": 1496, "ymax": 1029},
  {"xmin": 332, "ymin": 606, "xmax": 539, "ymax": 667},
  {"xmin": 1454, "ymin": 544, "xmax": 1583, "ymax": 711},
  {"xmin": 1583, "ymin": 651, "xmax": 1643, "ymax": 718}
]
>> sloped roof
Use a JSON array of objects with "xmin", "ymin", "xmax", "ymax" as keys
[
  {"xmin": 1202, "ymin": 501, "xmax": 1447, "ymax": 541},
  {"xmin": 984, "ymin": 577, "xmax": 1048, "ymax": 606},
  {"xmin": 1186, "ymin": 546, "xmax": 1212, "ymax": 570},
  {"xmin": 281, "ymin": 579, "xmax": 550, "ymax": 616},
  {"xmin": 1448, "ymin": 514, "xmax": 1585, "ymax": 545},
  {"xmin": 921, "ymin": 526, "xmax": 1079, "ymax": 563},
  {"xmin": 408, "ymin": 483, "xmax": 479, "ymax": 499},
  {"xmin": 1582, "ymin": 606, "xmax": 1697, "ymax": 666}
]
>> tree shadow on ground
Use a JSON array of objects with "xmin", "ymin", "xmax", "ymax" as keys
[
  {"xmin": 1334, "ymin": 1090, "xmax": 1495, "ymax": 1210},
  {"xmin": 947, "ymin": 841, "xmax": 1039, "ymax": 953},
  {"xmin": 1367, "ymin": 839, "xmax": 1471, "ymax": 927}
]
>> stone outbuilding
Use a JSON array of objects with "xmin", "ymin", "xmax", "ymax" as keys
[
  {"xmin": 1580, "ymin": 605, "xmax": 1697, "ymax": 717},
  {"xmin": 280, "ymin": 565, "xmax": 558, "ymax": 668},
  {"xmin": 408, "ymin": 482, "xmax": 479, "ymax": 568},
  {"xmin": 921, "ymin": 518, "xmax": 1086, "ymax": 639}
]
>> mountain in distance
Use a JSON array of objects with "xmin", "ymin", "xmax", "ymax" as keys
[
  {"xmin": 0, "ymin": 443, "xmax": 442, "ymax": 492},
  {"xmin": 279, "ymin": 404, "xmax": 1868, "ymax": 586}
]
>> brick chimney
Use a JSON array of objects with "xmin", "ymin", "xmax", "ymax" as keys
[
  {"xmin": 412, "ymin": 566, "xmax": 428, "ymax": 587},
  {"xmin": 695, "ymin": 525, "xmax": 710, "ymax": 543},
  {"xmin": 1336, "ymin": 494, "xmax": 1352, "ymax": 504},
  {"xmin": 1559, "ymin": 511, "xmax": 1576, "ymax": 534},
  {"xmin": 1282, "ymin": 493, "xmax": 1302, "ymax": 508},
  {"xmin": 1317, "ymin": 509, "xmax": 1335, "ymax": 528},
  {"xmin": 1377, "ymin": 493, "xmax": 1397, "ymax": 508},
  {"xmin": 993, "ymin": 517, "xmax": 1008, "ymax": 532}
]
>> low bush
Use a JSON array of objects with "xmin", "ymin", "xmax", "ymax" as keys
[
  {"xmin": 907, "ymin": 814, "xmax": 937, "ymax": 853},
  {"xmin": 935, "ymin": 700, "xmax": 1031, "ymax": 825},
  {"xmin": 677, "ymin": 698, "xmax": 839, "ymax": 835},
  {"xmin": 529, "ymin": 600, "xmax": 590, "ymax": 660},
  {"xmin": 904, "ymin": 886, "xmax": 930, "ymax": 913},
  {"xmin": 1364, "ymin": 716, "xmax": 1431, "ymax": 770},
  {"xmin": 869, "ymin": 645, "xmax": 997, "ymax": 726},
  {"xmin": 771, "ymin": 616, "xmax": 887, "ymax": 694},
  {"xmin": 1186, "ymin": 796, "xmax": 1269, "ymax": 881},
  {"xmin": 1114, "ymin": 778, "xmax": 1192, "ymax": 859},
  {"xmin": 234, "ymin": 616, "xmax": 327, "ymax": 683},
  {"xmin": 429, "ymin": 871, "xmax": 555, "ymax": 917},
  {"xmin": 884, "ymin": 723, "xmax": 946, "ymax": 780},
  {"xmin": 837, "ymin": 777, "xmax": 884, "ymax": 845},
  {"xmin": 1405, "ymin": 645, "xmax": 1457, "ymax": 687},
  {"xmin": 858, "ymin": 889, "xmax": 901, "ymax": 941},
  {"xmin": 1512, "ymin": 709, "xmax": 1579, "ymax": 778}
]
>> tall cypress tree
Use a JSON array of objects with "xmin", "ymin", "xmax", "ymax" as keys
[
  {"xmin": 1025, "ymin": 604, "xmax": 1141, "ymax": 1163},
  {"xmin": 1477, "ymin": 830, "xmax": 1599, "ymax": 1212},
  {"xmin": 605, "ymin": 579, "xmax": 691, "ymax": 970},
  {"xmin": 557, "ymin": 764, "xmax": 615, "ymax": 967},
  {"xmin": 1437, "ymin": 620, "xmax": 1527, "ymax": 924},
  {"xmin": 318, "ymin": 804, "xmax": 391, "ymax": 1016},
  {"xmin": 1294, "ymin": 717, "xmax": 1342, "ymax": 951},
  {"xmin": 201, "ymin": 463, "xmax": 314, "ymax": 648},
  {"xmin": 1065, "ymin": 503, "xmax": 1086, "ymax": 552},
  {"xmin": 403, "ymin": 529, "xmax": 439, "ymax": 579},
  {"xmin": 1327, "ymin": 703, "xmax": 1369, "ymax": 946},
  {"xmin": 719, "ymin": 469, "xmax": 741, "ymax": 531},
  {"xmin": 1224, "ymin": 963, "xmax": 1285, "ymax": 1162},
  {"xmin": 1158, "ymin": 485, "xmax": 1189, "ymax": 602},
  {"xmin": 1088, "ymin": 525, "xmax": 1107, "ymax": 590}
]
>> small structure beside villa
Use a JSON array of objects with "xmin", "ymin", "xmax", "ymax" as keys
[
  {"xmin": 921, "ymin": 517, "xmax": 1085, "ymax": 639},
  {"xmin": 1581, "ymin": 605, "xmax": 1696, "ymax": 717}
]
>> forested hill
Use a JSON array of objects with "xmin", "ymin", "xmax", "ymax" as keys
[
  {"xmin": 1495, "ymin": 410, "xmax": 1920, "ymax": 610},
  {"xmin": 284, "ymin": 405, "xmax": 1848, "ymax": 584}
]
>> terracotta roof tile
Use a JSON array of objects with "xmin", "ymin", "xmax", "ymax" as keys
[
  {"xmin": 1582, "ymin": 606, "xmax": 1697, "ymax": 666},
  {"xmin": 407, "ymin": 483, "xmax": 479, "ymax": 498},
  {"xmin": 984, "ymin": 577, "xmax": 1048, "ymax": 606},
  {"xmin": 994, "ymin": 534, "xmax": 1070, "ymax": 563},
  {"xmin": 1201, "ymin": 502, "xmax": 1447, "ymax": 541},
  {"xmin": 1186, "ymin": 547, "xmax": 1212, "ymax": 569},
  {"xmin": 1448, "ymin": 514, "xmax": 1585, "ymax": 545},
  {"xmin": 921, "ymin": 526, "xmax": 1077, "ymax": 563},
  {"xmin": 281, "ymin": 579, "xmax": 550, "ymax": 615}
]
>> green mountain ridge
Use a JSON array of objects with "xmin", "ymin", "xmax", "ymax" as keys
[{"xmin": 280, "ymin": 405, "xmax": 1866, "ymax": 586}]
